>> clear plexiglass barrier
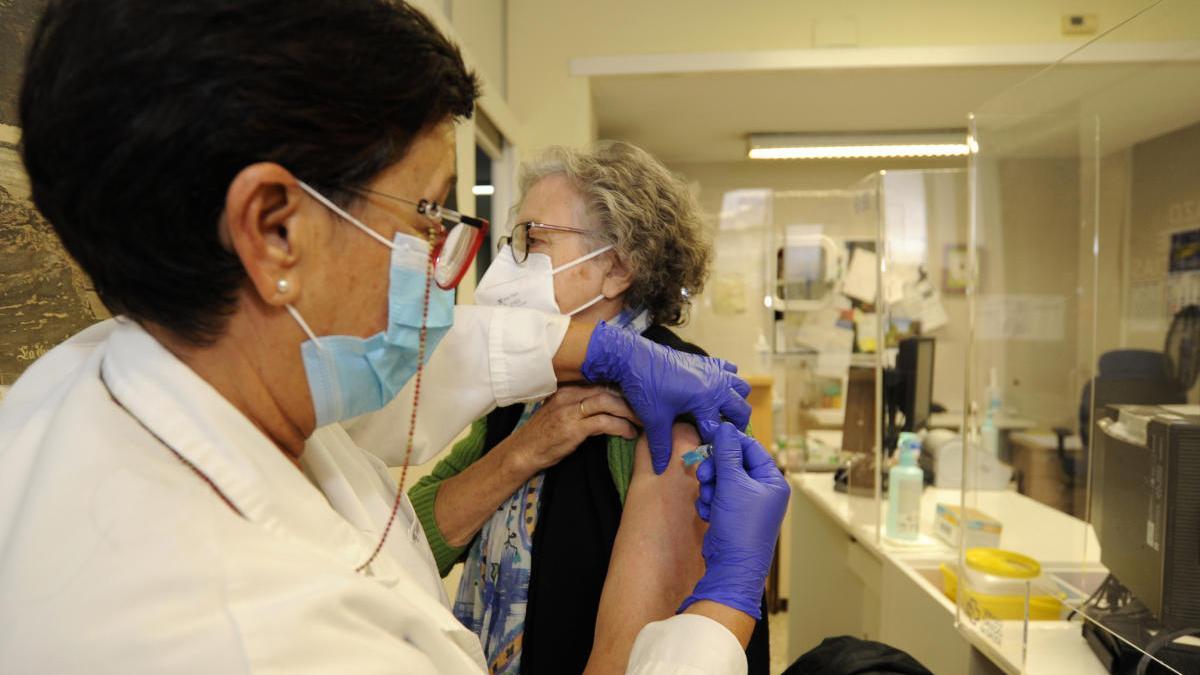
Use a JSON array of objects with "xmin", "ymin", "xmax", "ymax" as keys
[
  {"xmin": 761, "ymin": 167, "xmax": 968, "ymax": 549},
  {"xmin": 960, "ymin": 1, "xmax": 1200, "ymax": 672},
  {"xmin": 762, "ymin": 178, "xmax": 884, "ymax": 544}
]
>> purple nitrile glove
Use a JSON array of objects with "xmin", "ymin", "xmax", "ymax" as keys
[
  {"xmin": 580, "ymin": 320, "xmax": 751, "ymax": 474},
  {"xmin": 682, "ymin": 421, "xmax": 791, "ymax": 619}
]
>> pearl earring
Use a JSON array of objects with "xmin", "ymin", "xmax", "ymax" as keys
[{"xmin": 276, "ymin": 278, "xmax": 290, "ymax": 294}]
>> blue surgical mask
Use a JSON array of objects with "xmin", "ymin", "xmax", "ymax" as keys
[{"xmin": 287, "ymin": 182, "xmax": 454, "ymax": 428}]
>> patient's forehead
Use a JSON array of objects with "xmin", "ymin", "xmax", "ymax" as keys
[{"xmin": 519, "ymin": 174, "xmax": 589, "ymax": 229}]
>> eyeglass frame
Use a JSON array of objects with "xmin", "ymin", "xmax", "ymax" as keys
[
  {"xmin": 349, "ymin": 186, "xmax": 490, "ymax": 290},
  {"xmin": 499, "ymin": 221, "xmax": 602, "ymax": 264}
]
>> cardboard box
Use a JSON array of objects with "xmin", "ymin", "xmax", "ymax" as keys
[{"xmin": 934, "ymin": 503, "xmax": 1002, "ymax": 549}]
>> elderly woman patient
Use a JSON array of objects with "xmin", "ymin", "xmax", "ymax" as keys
[{"xmin": 409, "ymin": 141, "xmax": 769, "ymax": 674}]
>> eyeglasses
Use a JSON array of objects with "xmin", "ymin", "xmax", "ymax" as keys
[
  {"xmin": 353, "ymin": 187, "xmax": 489, "ymax": 290},
  {"xmin": 499, "ymin": 221, "xmax": 592, "ymax": 264}
]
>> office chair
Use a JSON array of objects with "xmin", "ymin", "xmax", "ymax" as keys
[{"xmin": 1053, "ymin": 349, "xmax": 1185, "ymax": 511}]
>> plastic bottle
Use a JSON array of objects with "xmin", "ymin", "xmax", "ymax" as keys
[
  {"xmin": 986, "ymin": 368, "xmax": 1003, "ymax": 414},
  {"xmin": 887, "ymin": 432, "xmax": 924, "ymax": 541},
  {"xmin": 981, "ymin": 368, "xmax": 1001, "ymax": 457}
]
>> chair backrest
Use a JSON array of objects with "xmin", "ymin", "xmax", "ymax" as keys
[
  {"xmin": 1078, "ymin": 350, "xmax": 1184, "ymax": 447},
  {"xmin": 1098, "ymin": 349, "xmax": 1169, "ymax": 379}
]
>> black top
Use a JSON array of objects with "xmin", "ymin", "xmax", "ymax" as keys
[{"xmin": 479, "ymin": 324, "xmax": 770, "ymax": 674}]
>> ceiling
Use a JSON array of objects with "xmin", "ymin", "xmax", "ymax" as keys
[
  {"xmin": 590, "ymin": 65, "xmax": 1046, "ymax": 163},
  {"xmin": 587, "ymin": 44, "xmax": 1200, "ymax": 164}
]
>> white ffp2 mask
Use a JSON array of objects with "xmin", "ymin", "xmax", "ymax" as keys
[{"xmin": 475, "ymin": 243, "xmax": 613, "ymax": 316}]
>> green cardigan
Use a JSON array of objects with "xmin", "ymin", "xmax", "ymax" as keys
[
  {"xmin": 408, "ymin": 417, "xmax": 754, "ymax": 578},
  {"xmin": 408, "ymin": 418, "xmax": 636, "ymax": 577}
]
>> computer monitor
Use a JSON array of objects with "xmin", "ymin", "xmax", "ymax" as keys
[
  {"xmin": 883, "ymin": 336, "xmax": 936, "ymax": 451},
  {"xmin": 899, "ymin": 336, "xmax": 935, "ymax": 432}
]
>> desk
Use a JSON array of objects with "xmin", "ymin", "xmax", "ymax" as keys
[
  {"xmin": 800, "ymin": 410, "xmax": 1038, "ymax": 434},
  {"xmin": 796, "ymin": 407, "xmax": 847, "ymax": 431},
  {"xmin": 786, "ymin": 473, "xmax": 1107, "ymax": 675},
  {"xmin": 1008, "ymin": 432, "xmax": 1085, "ymax": 516},
  {"xmin": 928, "ymin": 411, "xmax": 1038, "ymax": 432}
]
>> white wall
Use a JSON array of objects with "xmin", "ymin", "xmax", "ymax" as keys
[
  {"xmin": 1121, "ymin": 120, "xmax": 1200, "ymax": 400},
  {"xmin": 506, "ymin": 0, "xmax": 1175, "ymax": 154},
  {"xmin": 977, "ymin": 156, "xmax": 1084, "ymax": 427},
  {"xmin": 516, "ymin": 0, "xmax": 1172, "ymax": 56},
  {"xmin": 447, "ymin": 0, "xmax": 507, "ymax": 100},
  {"xmin": 505, "ymin": 0, "xmax": 596, "ymax": 156}
]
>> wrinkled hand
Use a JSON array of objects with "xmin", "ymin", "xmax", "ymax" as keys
[
  {"xmin": 680, "ymin": 422, "xmax": 790, "ymax": 620},
  {"xmin": 580, "ymin": 321, "xmax": 751, "ymax": 474},
  {"xmin": 505, "ymin": 385, "xmax": 638, "ymax": 473}
]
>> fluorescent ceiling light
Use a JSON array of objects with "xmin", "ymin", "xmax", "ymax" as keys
[
  {"xmin": 749, "ymin": 144, "xmax": 970, "ymax": 159},
  {"xmin": 748, "ymin": 131, "xmax": 970, "ymax": 160},
  {"xmin": 472, "ymin": 184, "xmax": 495, "ymax": 196}
]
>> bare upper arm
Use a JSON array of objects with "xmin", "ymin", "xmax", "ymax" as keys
[{"xmin": 631, "ymin": 421, "xmax": 701, "ymax": 485}]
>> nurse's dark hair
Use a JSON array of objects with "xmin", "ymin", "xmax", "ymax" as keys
[{"xmin": 19, "ymin": 0, "xmax": 479, "ymax": 344}]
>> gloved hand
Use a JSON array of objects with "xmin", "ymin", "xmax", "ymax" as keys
[
  {"xmin": 581, "ymin": 320, "xmax": 751, "ymax": 474},
  {"xmin": 681, "ymin": 422, "xmax": 790, "ymax": 619}
]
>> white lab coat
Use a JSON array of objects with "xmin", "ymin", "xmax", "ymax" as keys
[{"xmin": 0, "ymin": 311, "xmax": 745, "ymax": 674}]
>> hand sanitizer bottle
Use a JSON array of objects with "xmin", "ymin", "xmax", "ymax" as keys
[
  {"xmin": 981, "ymin": 368, "xmax": 1001, "ymax": 457},
  {"xmin": 887, "ymin": 432, "xmax": 924, "ymax": 541}
]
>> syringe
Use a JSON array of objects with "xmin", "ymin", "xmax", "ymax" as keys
[{"xmin": 681, "ymin": 443, "xmax": 713, "ymax": 467}]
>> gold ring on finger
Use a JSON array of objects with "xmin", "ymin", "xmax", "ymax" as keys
[{"xmin": 579, "ymin": 400, "xmax": 587, "ymax": 418}]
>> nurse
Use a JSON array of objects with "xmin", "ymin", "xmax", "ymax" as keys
[{"xmin": 0, "ymin": 1, "xmax": 789, "ymax": 673}]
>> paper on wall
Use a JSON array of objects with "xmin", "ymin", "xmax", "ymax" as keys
[
  {"xmin": 914, "ymin": 279, "xmax": 949, "ymax": 331},
  {"xmin": 883, "ymin": 273, "xmax": 906, "ymax": 305},
  {"xmin": 976, "ymin": 294, "xmax": 1065, "ymax": 341},
  {"xmin": 869, "ymin": 263, "xmax": 920, "ymax": 308},
  {"xmin": 718, "ymin": 189, "xmax": 772, "ymax": 231},
  {"xmin": 891, "ymin": 286, "xmax": 920, "ymax": 319},
  {"xmin": 816, "ymin": 351, "xmax": 853, "ymax": 380},
  {"xmin": 891, "ymin": 278, "xmax": 948, "ymax": 332},
  {"xmin": 799, "ymin": 305, "xmax": 841, "ymax": 329},
  {"xmin": 795, "ymin": 325, "xmax": 855, "ymax": 379},
  {"xmin": 854, "ymin": 312, "xmax": 879, "ymax": 352},
  {"xmin": 1166, "ymin": 270, "xmax": 1200, "ymax": 315},
  {"xmin": 1127, "ymin": 279, "xmax": 1166, "ymax": 333},
  {"xmin": 842, "ymin": 248, "xmax": 878, "ymax": 304},
  {"xmin": 710, "ymin": 273, "xmax": 747, "ymax": 315}
]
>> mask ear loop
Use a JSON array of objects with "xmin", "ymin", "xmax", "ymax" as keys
[
  {"xmin": 551, "ymin": 244, "xmax": 614, "ymax": 275},
  {"xmin": 354, "ymin": 226, "xmax": 437, "ymax": 575},
  {"xmin": 566, "ymin": 293, "xmax": 607, "ymax": 317},
  {"xmin": 296, "ymin": 180, "xmax": 396, "ymax": 251},
  {"xmin": 285, "ymin": 304, "xmax": 322, "ymax": 346},
  {"xmin": 555, "ymin": 244, "xmax": 616, "ymax": 316}
]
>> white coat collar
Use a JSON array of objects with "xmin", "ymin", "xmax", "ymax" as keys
[
  {"xmin": 89, "ymin": 318, "xmax": 482, "ymax": 666},
  {"xmin": 98, "ymin": 318, "xmax": 381, "ymax": 574}
]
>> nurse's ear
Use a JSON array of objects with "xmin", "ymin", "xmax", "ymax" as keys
[
  {"xmin": 600, "ymin": 251, "xmax": 634, "ymax": 299},
  {"xmin": 222, "ymin": 163, "xmax": 310, "ymax": 306}
]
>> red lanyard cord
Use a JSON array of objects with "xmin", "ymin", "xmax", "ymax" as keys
[
  {"xmin": 354, "ymin": 228, "xmax": 437, "ymax": 574},
  {"xmin": 100, "ymin": 369, "xmax": 245, "ymax": 519},
  {"xmin": 101, "ymin": 226, "xmax": 438, "ymax": 576}
]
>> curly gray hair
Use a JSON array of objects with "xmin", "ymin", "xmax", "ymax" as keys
[{"xmin": 516, "ymin": 141, "xmax": 711, "ymax": 326}]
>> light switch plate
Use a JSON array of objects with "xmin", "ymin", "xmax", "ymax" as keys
[{"xmin": 1062, "ymin": 14, "xmax": 1099, "ymax": 35}]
